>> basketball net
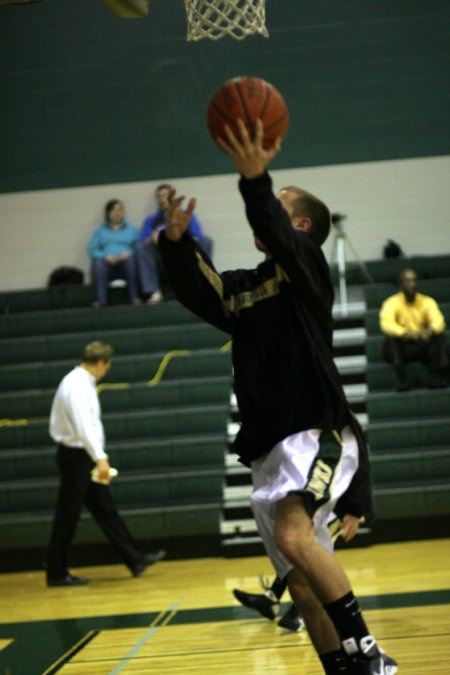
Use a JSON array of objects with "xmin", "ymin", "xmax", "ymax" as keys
[{"xmin": 184, "ymin": 0, "xmax": 268, "ymax": 41}]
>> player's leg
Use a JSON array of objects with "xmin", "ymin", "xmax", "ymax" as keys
[
  {"xmin": 275, "ymin": 495, "xmax": 397, "ymax": 674},
  {"xmin": 288, "ymin": 567, "xmax": 351, "ymax": 674},
  {"xmin": 275, "ymin": 494, "xmax": 351, "ymax": 602}
]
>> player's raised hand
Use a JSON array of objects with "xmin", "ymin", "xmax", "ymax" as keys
[
  {"xmin": 217, "ymin": 119, "xmax": 282, "ymax": 179},
  {"xmin": 164, "ymin": 189, "xmax": 197, "ymax": 242}
]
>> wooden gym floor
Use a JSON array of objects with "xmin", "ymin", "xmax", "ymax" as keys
[{"xmin": 1, "ymin": 539, "xmax": 449, "ymax": 674}]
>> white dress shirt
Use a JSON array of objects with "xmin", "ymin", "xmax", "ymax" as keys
[{"xmin": 49, "ymin": 366, "xmax": 107, "ymax": 462}]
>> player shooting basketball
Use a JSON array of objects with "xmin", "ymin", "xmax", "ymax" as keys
[{"xmin": 157, "ymin": 118, "xmax": 397, "ymax": 675}]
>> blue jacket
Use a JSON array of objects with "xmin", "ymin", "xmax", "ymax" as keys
[
  {"xmin": 140, "ymin": 210, "xmax": 204, "ymax": 241},
  {"xmin": 88, "ymin": 222, "xmax": 139, "ymax": 260}
]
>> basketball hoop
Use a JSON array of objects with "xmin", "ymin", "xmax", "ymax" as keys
[{"xmin": 184, "ymin": 0, "xmax": 268, "ymax": 42}]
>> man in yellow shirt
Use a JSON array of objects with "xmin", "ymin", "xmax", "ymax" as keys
[{"xmin": 379, "ymin": 268, "xmax": 448, "ymax": 390}]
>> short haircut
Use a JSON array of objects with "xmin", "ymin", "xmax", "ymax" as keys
[
  {"xmin": 104, "ymin": 199, "xmax": 123, "ymax": 222},
  {"xmin": 281, "ymin": 186, "xmax": 331, "ymax": 246},
  {"xmin": 398, "ymin": 268, "xmax": 417, "ymax": 284},
  {"xmin": 82, "ymin": 342, "xmax": 114, "ymax": 364},
  {"xmin": 155, "ymin": 183, "xmax": 173, "ymax": 194}
]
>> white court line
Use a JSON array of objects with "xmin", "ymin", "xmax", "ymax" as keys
[{"xmin": 109, "ymin": 600, "xmax": 182, "ymax": 674}]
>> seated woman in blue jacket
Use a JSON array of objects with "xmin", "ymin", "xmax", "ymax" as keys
[{"xmin": 88, "ymin": 199, "xmax": 141, "ymax": 307}]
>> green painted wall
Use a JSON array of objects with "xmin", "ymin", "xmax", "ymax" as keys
[{"xmin": 1, "ymin": 0, "xmax": 449, "ymax": 192}]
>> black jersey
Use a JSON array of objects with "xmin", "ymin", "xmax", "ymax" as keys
[{"xmin": 158, "ymin": 172, "xmax": 372, "ymax": 519}]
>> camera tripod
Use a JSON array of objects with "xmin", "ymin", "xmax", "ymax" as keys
[{"xmin": 329, "ymin": 214, "xmax": 373, "ymax": 317}]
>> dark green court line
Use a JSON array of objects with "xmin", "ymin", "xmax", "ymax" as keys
[{"xmin": 1, "ymin": 588, "xmax": 449, "ymax": 674}]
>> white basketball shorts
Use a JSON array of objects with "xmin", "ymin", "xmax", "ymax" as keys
[{"xmin": 250, "ymin": 426, "xmax": 359, "ymax": 580}]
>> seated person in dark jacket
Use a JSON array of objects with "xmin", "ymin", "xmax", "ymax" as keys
[
  {"xmin": 136, "ymin": 183, "xmax": 213, "ymax": 304},
  {"xmin": 380, "ymin": 268, "xmax": 448, "ymax": 390},
  {"xmin": 88, "ymin": 199, "xmax": 141, "ymax": 307}
]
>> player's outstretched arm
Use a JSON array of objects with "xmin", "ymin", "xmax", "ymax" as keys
[
  {"xmin": 217, "ymin": 119, "xmax": 282, "ymax": 179},
  {"xmin": 165, "ymin": 189, "xmax": 197, "ymax": 242}
]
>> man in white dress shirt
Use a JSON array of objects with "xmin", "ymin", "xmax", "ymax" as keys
[{"xmin": 46, "ymin": 341, "xmax": 165, "ymax": 586}]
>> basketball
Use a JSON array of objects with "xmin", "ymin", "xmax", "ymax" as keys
[{"xmin": 206, "ymin": 76, "xmax": 289, "ymax": 150}]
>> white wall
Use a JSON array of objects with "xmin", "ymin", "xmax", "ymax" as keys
[{"xmin": 0, "ymin": 155, "xmax": 449, "ymax": 292}]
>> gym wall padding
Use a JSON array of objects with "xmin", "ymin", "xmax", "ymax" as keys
[{"xmin": 1, "ymin": 1, "xmax": 449, "ymax": 193}]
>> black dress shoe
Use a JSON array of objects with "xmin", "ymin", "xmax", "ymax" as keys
[
  {"xmin": 47, "ymin": 574, "xmax": 89, "ymax": 587},
  {"xmin": 130, "ymin": 550, "xmax": 167, "ymax": 577}
]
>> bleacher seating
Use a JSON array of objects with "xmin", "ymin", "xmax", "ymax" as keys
[
  {"xmin": 364, "ymin": 271, "xmax": 450, "ymax": 530},
  {"xmin": 330, "ymin": 255, "xmax": 450, "ymax": 286},
  {"xmin": 1, "ymin": 253, "xmax": 449, "ymax": 567},
  {"xmin": 0, "ymin": 297, "xmax": 232, "ymax": 569}
]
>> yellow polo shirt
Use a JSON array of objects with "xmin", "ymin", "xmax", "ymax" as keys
[{"xmin": 379, "ymin": 292, "xmax": 446, "ymax": 337}]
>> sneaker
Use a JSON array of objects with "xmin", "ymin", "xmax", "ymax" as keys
[
  {"xmin": 351, "ymin": 652, "xmax": 398, "ymax": 675},
  {"xmin": 146, "ymin": 290, "xmax": 163, "ymax": 305},
  {"xmin": 232, "ymin": 588, "xmax": 279, "ymax": 620},
  {"xmin": 344, "ymin": 637, "xmax": 398, "ymax": 675},
  {"xmin": 277, "ymin": 603, "xmax": 305, "ymax": 632}
]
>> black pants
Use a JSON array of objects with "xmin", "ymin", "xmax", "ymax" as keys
[
  {"xmin": 383, "ymin": 333, "xmax": 448, "ymax": 383},
  {"xmin": 47, "ymin": 445, "xmax": 144, "ymax": 579}
]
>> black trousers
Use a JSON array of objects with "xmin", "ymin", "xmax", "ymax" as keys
[
  {"xmin": 47, "ymin": 445, "xmax": 144, "ymax": 579},
  {"xmin": 383, "ymin": 333, "xmax": 448, "ymax": 382}
]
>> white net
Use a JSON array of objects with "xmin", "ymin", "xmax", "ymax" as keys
[{"xmin": 184, "ymin": 0, "xmax": 268, "ymax": 41}]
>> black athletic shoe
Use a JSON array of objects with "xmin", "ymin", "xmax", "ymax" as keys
[
  {"xmin": 277, "ymin": 603, "xmax": 305, "ymax": 632},
  {"xmin": 351, "ymin": 652, "xmax": 398, "ymax": 675},
  {"xmin": 232, "ymin": 588, "xmax": 279, "ymax": 620},
  {"xmin": 345, "ymin": 638, "xmax": 398, "ymax": 675}
]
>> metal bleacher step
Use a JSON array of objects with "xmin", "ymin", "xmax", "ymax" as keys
[
  {"xmin": 224, "ymin": 484, "xmax": 252, "ymax": 503},
  {"xmin": 220, "ymin": 518, "xmax": 258, "ymax": 536},
  {"xmin": 334, "ymin": 354, "xmax": 367, "ymax": 375},
  {"xmin": 332, "ymin": 301, "xmax": 366, "ymax": 321},
  {"xmin": 333, "ymin": 327, "xmax": 366, "ymax": 348}
]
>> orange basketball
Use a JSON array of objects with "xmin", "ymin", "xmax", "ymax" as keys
[{"xmin": 206, "ymin": 76, "xmax": 289, "ymax": 150}]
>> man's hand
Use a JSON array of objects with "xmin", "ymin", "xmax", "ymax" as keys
[
  {"xmin": 216, "ymin": 118, "xmax": 282, "ymax": 179},
  {"xmin": 118, "ymin": 252, "xmax": 131, "ymax": 261},
  {"xmin": 96, "ymin": 457, "xmax": 111, "ymax": 482},
  {"xmin": 164, "ymin": 189, "xmax": 197, "ymax": 242},
  {"xmin": 419, "ymin": 328, "xmax": 432, "ymax": 341},
  {"xmin": 341, "ymin": 514, "xmax": 360, "ymax": 543},
  {"xmin": 105, "ymin": 255, "xmax": 118, "ymax": 265}
]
